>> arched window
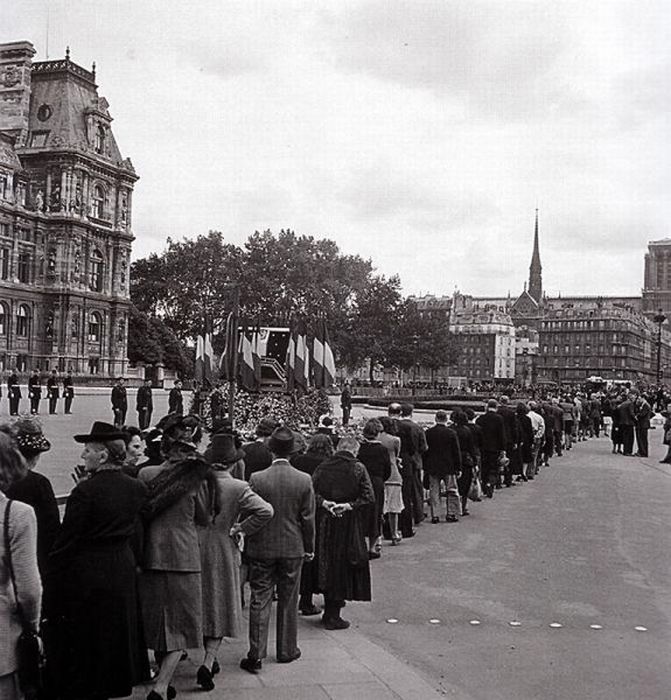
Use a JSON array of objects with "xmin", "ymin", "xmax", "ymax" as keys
[
  {"xmin": 16, "ymin": 304, "xmax": 30, "ymax": 338},
  {"xmin": 0, "ymin": 302, "xmax": 7, "ymax": 335},
  {"xmin": 90, "ymin": 249, "xmax": 104, "ymax": 292},
  {"xmin": 88, "ymin": 311, "xmax": 102, "ymax": 343},
  {"xmin": 95, "ymin": 125, "xmax": 105, "ymax": 154},
  {"xmin": 91, "ymin": 185, "xmax": 105, "ymax": 219}
]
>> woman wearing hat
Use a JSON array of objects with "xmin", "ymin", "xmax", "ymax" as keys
[
  {"xmin": 0, "ymin": 433, "xmax": 42, "ymax": 700},
  {"xmin": 2, "ymin": 417, "xmax": 60, "ymax": 575},
  {"xmin": 196, "ymin": 434, "xmax": 273, "ymax": 690},
  {"xmin": 48, "ymin": 421, "xmax": 149, "ymax": 700},
  {"xmin": 138, "ymin": 415, "xmax": 211, "ymax": 700}
]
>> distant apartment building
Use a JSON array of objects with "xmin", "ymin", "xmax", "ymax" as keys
[
  {"xmin": 449, "ymin": 310, "xmax": 516, "ymax": 381},
  {"xmin": 536, "ymin": 301, "xmax": 671, "ymax": 383}
]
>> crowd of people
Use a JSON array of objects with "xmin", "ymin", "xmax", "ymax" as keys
[
  {"xmin": 3, "ymin": 370, "xmax": 76, "ymax": 417},
  {"xmin": 0, "ymin": 383, "xmax": 662, "ymax": 700}
]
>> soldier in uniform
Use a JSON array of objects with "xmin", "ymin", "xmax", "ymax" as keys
[
  {"xmin": 136, "ymin": 377, "xmax": 153, "ymax": 429},
  {"xmin": 7, "ymin": 369, "xmax": 21, "ymax": 415},
  {"xmin": 111, "ymin": 377, "xmax": 128, "ymax": 427},
  {"xmin": 168, "ymin": 379, "xmax": 184, "ymax": 415},
  {"xmin": 63, "ymin": 370, "xmax": 75, "ymax": 414},
  {"xmin": 47, "ymin": 369, "xmax": 60, "ymax": 414},
  {"xmin": 28, "ymin": 369, "xmax": 42, "ymax": 414}
]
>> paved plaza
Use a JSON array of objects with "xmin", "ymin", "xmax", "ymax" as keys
[{"xmin": 4, "ymin": 393, "xmax": 670, "ymax": 699}]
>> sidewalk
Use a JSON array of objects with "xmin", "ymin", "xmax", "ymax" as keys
[{"xmin": 131, "ymin": 612, "xmax": 446, "ymax": 700}]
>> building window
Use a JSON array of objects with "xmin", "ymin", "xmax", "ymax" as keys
[
  {"xmin": 95, "ymin": 125, "xmax": 105, "ymax": 154},
  {"xmin": 16, "ymin": 305, "xmax": 29, "ymax": 337},
  {"xmin": 88, "ymin": 357, "xmax": 100, "ymax": 374},
  {"xmin": 0, "ymin": 302, "xmax": 7, "ymax": 335},
  {"xmin": 16, "ymin": 354, "xmax": 28, "ymax": 372},
  {"xmin": 90, "ymin": 250, "xmax": 104, "ymax": 292},
  {"xmin": 17, "ymin": 252, "xmax": 30, "ymax": 283},
  {"xmin": 0, "ymin": 247, "xmax": 8, "ymax": 279},
  {"xmin": 92, "ymin": 185, "xmax": 105, "ymax": 219},
  {"xmin": 88, "ymin": 312, "xmax": 102, "ymax": 343}
]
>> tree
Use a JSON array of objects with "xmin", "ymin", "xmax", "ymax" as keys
[
  {"xmin": 130, "ymin": 231, "xmax": 242, "ymax": 341},
  {"xmin": 344, "ymin": 274, "xmax": 404, "ymax": 381}
]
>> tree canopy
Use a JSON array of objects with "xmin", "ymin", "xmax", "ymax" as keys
[{"xmin": 130, "ymin": 229, "xmax": 459, "ymax": 377}]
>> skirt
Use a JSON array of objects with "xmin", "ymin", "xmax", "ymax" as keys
[
  {"xmin": 383, "ymin": 483, "xmax": 404, "ymax": 514},
  {"xmin": 140, "ymin": 571, "xmax": 202, "ymax": 652}
]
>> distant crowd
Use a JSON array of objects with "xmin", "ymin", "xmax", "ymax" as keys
[{"xmin": 0, "ymin": 381, "xmax": 662, "ymax": 700}]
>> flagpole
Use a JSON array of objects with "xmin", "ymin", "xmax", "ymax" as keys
[{"xmin": 228, "ymin": 284, "xmax": 240, "ymax": 427}]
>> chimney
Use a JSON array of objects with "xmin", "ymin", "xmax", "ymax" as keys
[{"xmin": 0, "ymin": 41, "xmax": 36, "ymax": 146}]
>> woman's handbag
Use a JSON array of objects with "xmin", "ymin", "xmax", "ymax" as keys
[
  {"xmin": 468, "ymin": 475, "xmax": 483, "ymax": 502},
  {"xmin": 4, "ymin": 500, "xmax": 44, "ymax": 700}
]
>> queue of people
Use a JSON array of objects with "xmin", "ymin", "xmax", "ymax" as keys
[{"xmin": 0, "ymin": 384, "xmax": 657, "ymax": 700}]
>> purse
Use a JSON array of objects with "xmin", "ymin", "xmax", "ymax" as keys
[
  {"xmin": 468, "ymin": 475, "xmax": 483, "ymax": 502},
  {"xmin": 4, "ymin": 500, "xmax": 44, "ymax": 700}
]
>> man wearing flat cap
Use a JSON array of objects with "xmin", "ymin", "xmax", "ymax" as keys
[{"xmin": 240, "ymin": 426, "xmax": 315, "ymax": 673}]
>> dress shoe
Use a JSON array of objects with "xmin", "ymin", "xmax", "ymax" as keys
[
  {"xmin": 368, "ymin": 550, "xmax": 381, "ymax": 560},
  {"xmin": 461, "ymin": 509, "xmax": 470, "ymax": 516},
  {"xmin": 278, "ymin": 649, "xmax": 301, "ymax": 663},
  {"xmin": 430, "ymin": 516, "xmax": 440, "ymax": 524},
  {"xmin": 446, "ymin": 515, "xmax": 459, "ymax": 523},
  {"xmin": 323, "ymin": 616, "xmax": 350, "ymax": 630},
  {"xmin": 196, "ymin": 665, "xmax": 214, "ymax": 691},
  {"xmin": 300, "ymin": 604, "xmax": 321, "ymax": 616},
  {"xmin": 240, "ymin": 657, "xmax": 262, "ymax": 674},
  {"xmin": 211, "ymin": 660, "xmax": 220, "ymax": 675},
  {"xmin": 167, "ymin": 686, "xmax": 176, "ymax": 700}
]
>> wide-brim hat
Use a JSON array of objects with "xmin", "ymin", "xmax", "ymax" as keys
[
  {"xmin": 256, "ymin": 417, "xmax": 279, "ymax": 437},
  {"xmin": 317, "ymin": 414, "xmax": 335, "ymax": 432},
  {"xmin": 74, "ymin": 421, "xmax": 126, "ymax": 443},
  {"xmin": 204, "ymin": 433, "xmax": 244, "ymax": 465},
  {"xmin": 268, "ymin": 426, "xmax": 296, "ymax": 453}
]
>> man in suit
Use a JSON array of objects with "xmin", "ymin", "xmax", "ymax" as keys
[
  {"xmin": 241, "ymin": 426, "xmax": 315, "ymax": 673},
  {"xmin": 28, "ymin": 369, "xmax": 42, "ymax": 414},
  {"xmin": 496, "ymin": 395, "xmax": 518, "ymax": 487},
  {"xmin": 242, "ymin": 418, "xmax": 277, "ymax": 481},
  {"xmin": 168, "ymin": 379, "xmax": 184, "ymax": 415},
  {"xmin": 476, "ymin": 399, "xmax": 505, "ymax": 498},
  {"xmin": 7, "ymin": 369, "xmax": 21, "ymax": 415},
  {"xmin": 136, "ymin": 378, "xmax": 153, "ymax": 429},
  {"xmin": 47, "ymin": 369, "xmax": 60, "ymax": 414},
  {"xmin": 633, "ymin": 391, "xmax": 653, "ymax": 458},
  {"xmin": 616, "ymin": 394, "xmax": 636, "ymax": 456},
  {"xmin": 550, "ymin": 397, "xmax": 564, "ymax": 456},
  {"xmin": 424, "ymin": 410, "xmax": 462, "ymax": 523},
  {"xmin": 396, "ymin": 402, "xmax": 428, "ymax": 536},
  {"xmin": 111, "ymin": 377, "xmax": 127, "ymax": 427},
  {"xmin": 340, "ymin": 381, "xmax": 352, "ymax": 426},
  {"xmin": 62, "ymin": 370, "xmax": 75, "ymax": 414}
]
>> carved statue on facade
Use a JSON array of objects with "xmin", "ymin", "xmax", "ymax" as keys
[
  {"xmin": 45, "ymin": 312, "xmax": 54, "ymax": 339},
  {"xmin": 49, "ymin": 184, "xmax": 61, "ymax": 212},
  {"xmin": 35, "ymin": 190, "xmax": 44, "ymax": 212}
]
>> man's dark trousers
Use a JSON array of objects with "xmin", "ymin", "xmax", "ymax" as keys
[
  {"xmin": 9, "ymin": 392, "xmax": 19, "ymax": 415},
  {"xmin": 247, "ymin": 557, "xmax": 303, "ymax": 661},
  {"xmin": 621, "ymin": 425, "xmax": 635, "ymax": 455},
  {"xmin": 635, "ymin": 424, "xmax": 649, "ymax": 457}
]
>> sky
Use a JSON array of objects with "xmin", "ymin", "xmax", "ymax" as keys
[{"xmin": 4, "ymin": 0, "xmax": 670, "ymax": 298}]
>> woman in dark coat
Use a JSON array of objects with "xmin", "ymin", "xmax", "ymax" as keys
[
  {"xmin": 357, "ymin": 419, "xmax": 391, "ymax": 559},
  {"xmin": 2, "ymin": 416, "xmax": 60, "ymax": 575},
  {"xmin": 48, "ymin": 421, "xmax": 149, "ymax": 700},
  {"xmin": 311, "ymin": 437, "xmax": 375, "ymax": 630},
  {"xmin": 291, "ymin": 434, "xmax": 334, "ymax": 615},
  {"xmin": 514, "ymin": 403, "xmax": 534, "ymax": 482},
  {"xmin": 451, "ymin": 410, "xmax": 477, "ymax": 516}
]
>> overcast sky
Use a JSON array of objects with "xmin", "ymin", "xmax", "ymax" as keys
[{"xmin": 4, "ymin": 1, "xmax": 670, "ymax": 298}]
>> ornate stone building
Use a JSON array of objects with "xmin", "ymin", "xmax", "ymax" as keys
[
  {"xmin": 0, "ymin": 41, "xmax": 137, "ymax": 377},
  {"xmin": 642, "ymin": 238, "xmax": 671, "ymax": 319}
]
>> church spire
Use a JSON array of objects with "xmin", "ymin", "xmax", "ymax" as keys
[{"xmin": 528, "ymin": 208, "xmax": 542, "ymax": 303}]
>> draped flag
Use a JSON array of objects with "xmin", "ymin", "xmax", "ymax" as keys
[
  {"xmin": 238, "ymin": 325, "xmax": 259, "ymax": 391},
  {"xmin": 285, "ymin": 317, "xmax": 309, "ymax": 392},
  {"xmin": 313, "ymin": 318, "xmax": 336, "ymax": 389},
  {"xmin": 252, "ymin": 321, "xmax": 262, "ymax": 388},
  {"xmin": 218, "ymin": 312, "xmax": 237, "ymax": 381},
  {"xmin": 294, "ymin": 318, "xmax": 310, "ymax": 390},
  {"xmin": 195, "ymin": 316, "xmax": 215, "ymax": 387}
]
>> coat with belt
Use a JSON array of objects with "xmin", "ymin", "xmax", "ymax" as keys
[
  {"xmin": 423, "ymin": 424, "xmax": 462, "ymax": 478},
  {"xmin": 199, "ymin": 471, "xmax": 273, "ymax": 637},
  {"xmin": 476, "ymin": 411, "xmax": 505, "ymax": 453},
  {"xmin": 246, "ymin": 460, "xmax": 315, "ymax": 560}
]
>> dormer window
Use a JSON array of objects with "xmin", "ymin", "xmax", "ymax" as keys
[{"xmin": 95, "ymin": 125, "xmax": 105, "ymax": 154}]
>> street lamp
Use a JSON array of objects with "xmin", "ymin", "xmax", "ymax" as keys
[
  {"xmin": 411, "ymin": 334, "xmax": 419, "ymax": 396},
  {"xmin": 654, "ymin": 309, "xmax": 666, "ymax": 387}
]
